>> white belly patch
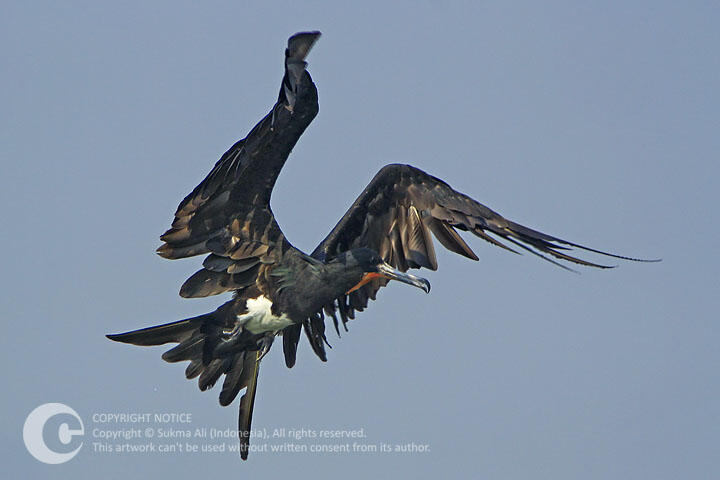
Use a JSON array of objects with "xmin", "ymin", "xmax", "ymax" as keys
[{"xmin": 236, "ymin": 295, "xmax": 293, "ymax": 334}]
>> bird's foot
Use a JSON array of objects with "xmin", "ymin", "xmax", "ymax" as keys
[
  {"xmin": 257, "ymin": 334, "xmax": 275, "ymax": 362},
  {"xmin": 214, "ymin": 324, "xmax": 247, "ymax": 357}
]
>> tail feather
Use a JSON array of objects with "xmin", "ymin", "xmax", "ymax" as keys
[
  {"xmin": 161, "ymin": 335, "xmax": 205, "ymax": 363},
  {"xmin": 237, "ymin": 352, "xmax": 261, "ymax": 461},
  {"xmin": 219, "ymin": 354, "xmax": 247, "ymax": 406},
  {"xmin": 107, "ymin": 305, "xmax": 266, "ymax": 406},
  {"xmin": 199, "ymin": 357, "xmax": 232, "ymax": 391},
  {"xmin": 282, "ymin": 323, "xmax": 302, "ymax": 368},
  {"xmin": 108, "ymin": 301, "xmax": 271, "ymax": 462},
  {"xmin": 106, "ymin": 312, "xmax": 214, "ymax": 346},
  {"xmin": 185, "ymin": 360, "xmax": 203, "ymax": 379}
]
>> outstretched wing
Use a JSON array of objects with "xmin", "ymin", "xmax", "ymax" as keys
[
  {"xmin": 307, "ymin": 163, "xmax": 653, "ymax": 333},
  {"xmin": 156, "ymin": 31, "xmax": 321, "ymax": 298}
]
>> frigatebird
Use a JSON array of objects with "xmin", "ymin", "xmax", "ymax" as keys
[{"xmin": 108, "ymin": 31, "xmax": 655, "ymax": 459}]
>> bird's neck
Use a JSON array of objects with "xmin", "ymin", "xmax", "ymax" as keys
[{"xmin": 271, "ymin": 255, "xmax": 360, "ymax": 319}]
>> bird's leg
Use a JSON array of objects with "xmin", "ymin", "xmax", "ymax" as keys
[
  {"xmin": 257, "ymin": 334, "xmax": 275, "ymax": 362},
  {"xmin": 214, "ymin": 322, "xmax": 251, "ymax": 357}
]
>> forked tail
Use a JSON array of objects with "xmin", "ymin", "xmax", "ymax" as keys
[{"xmin": 107, "ymin": 307, "xmax": 262, "ymax": 460}]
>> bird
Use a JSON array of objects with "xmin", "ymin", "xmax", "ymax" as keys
[{"xmin": 107, "ymin": 31, "xmax": 657, "ymax": 460}]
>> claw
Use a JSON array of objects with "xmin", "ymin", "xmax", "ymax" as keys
[
  {"xmin": 214, "ymin": 324, "xmax": 247, "ymax": 357},
  {"xmin": 257, "ymin": 334, "xmax": 275, "ymax": 362}
]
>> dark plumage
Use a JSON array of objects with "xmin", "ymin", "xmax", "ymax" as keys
[{"xmin": 107, "ymin": 31, "xmax": 657, "ymax": 460}]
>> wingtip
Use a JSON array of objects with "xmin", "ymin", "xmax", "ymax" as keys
[
  {"xmin": 106, "ymin": 332, "xmax": 131, "ymax": 343},
  {"xmin": 156, "ymin": 244, "xmax": 173, "ymax": 258},
  {"xmin": 287, "ymin": 31, "xmax": 321, "ymax": 60},
  {"xmin": 289, "ymin": 30, "xmax": 321, "ymax": 42}
]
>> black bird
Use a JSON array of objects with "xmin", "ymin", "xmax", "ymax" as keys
[{"xmin": 107, "ymin": 31, "xmax": 655, "ymax": 459}]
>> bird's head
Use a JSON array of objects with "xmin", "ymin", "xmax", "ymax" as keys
[{"xmin": 330, "ymin": 248, "xmax": 431, "ymax": 295}]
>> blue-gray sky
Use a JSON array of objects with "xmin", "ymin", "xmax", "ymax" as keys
[{"xmin": 3, "ymin": 1, "xmax": 718, "ymax": 478}]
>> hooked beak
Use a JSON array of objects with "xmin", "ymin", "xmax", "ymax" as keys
[{"xmin": 377, "ymin": 262, "xmax": 431, "ymax": 294}]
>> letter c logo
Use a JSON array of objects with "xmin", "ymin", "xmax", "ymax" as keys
[{"xmin": 23, "ymin": 403, "xmax": 84, "ymax": 464}]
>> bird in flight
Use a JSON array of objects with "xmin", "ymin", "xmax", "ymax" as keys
[{"xmin": 108, "ymin": 31, "xmax": 656, "ymax": 459}]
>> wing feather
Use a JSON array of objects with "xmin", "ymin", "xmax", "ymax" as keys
[
  {"xmin": 156, "ymin": 32, "xmax": 321, "ymax": 298},
  {"xmin": 309, "ymin": 163, "xmax": 654, "ymax": 325}
]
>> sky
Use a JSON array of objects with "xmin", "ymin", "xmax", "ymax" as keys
[{"xmin": 2, "ymin": 1, "xmax": 719, "ymax": 478}]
